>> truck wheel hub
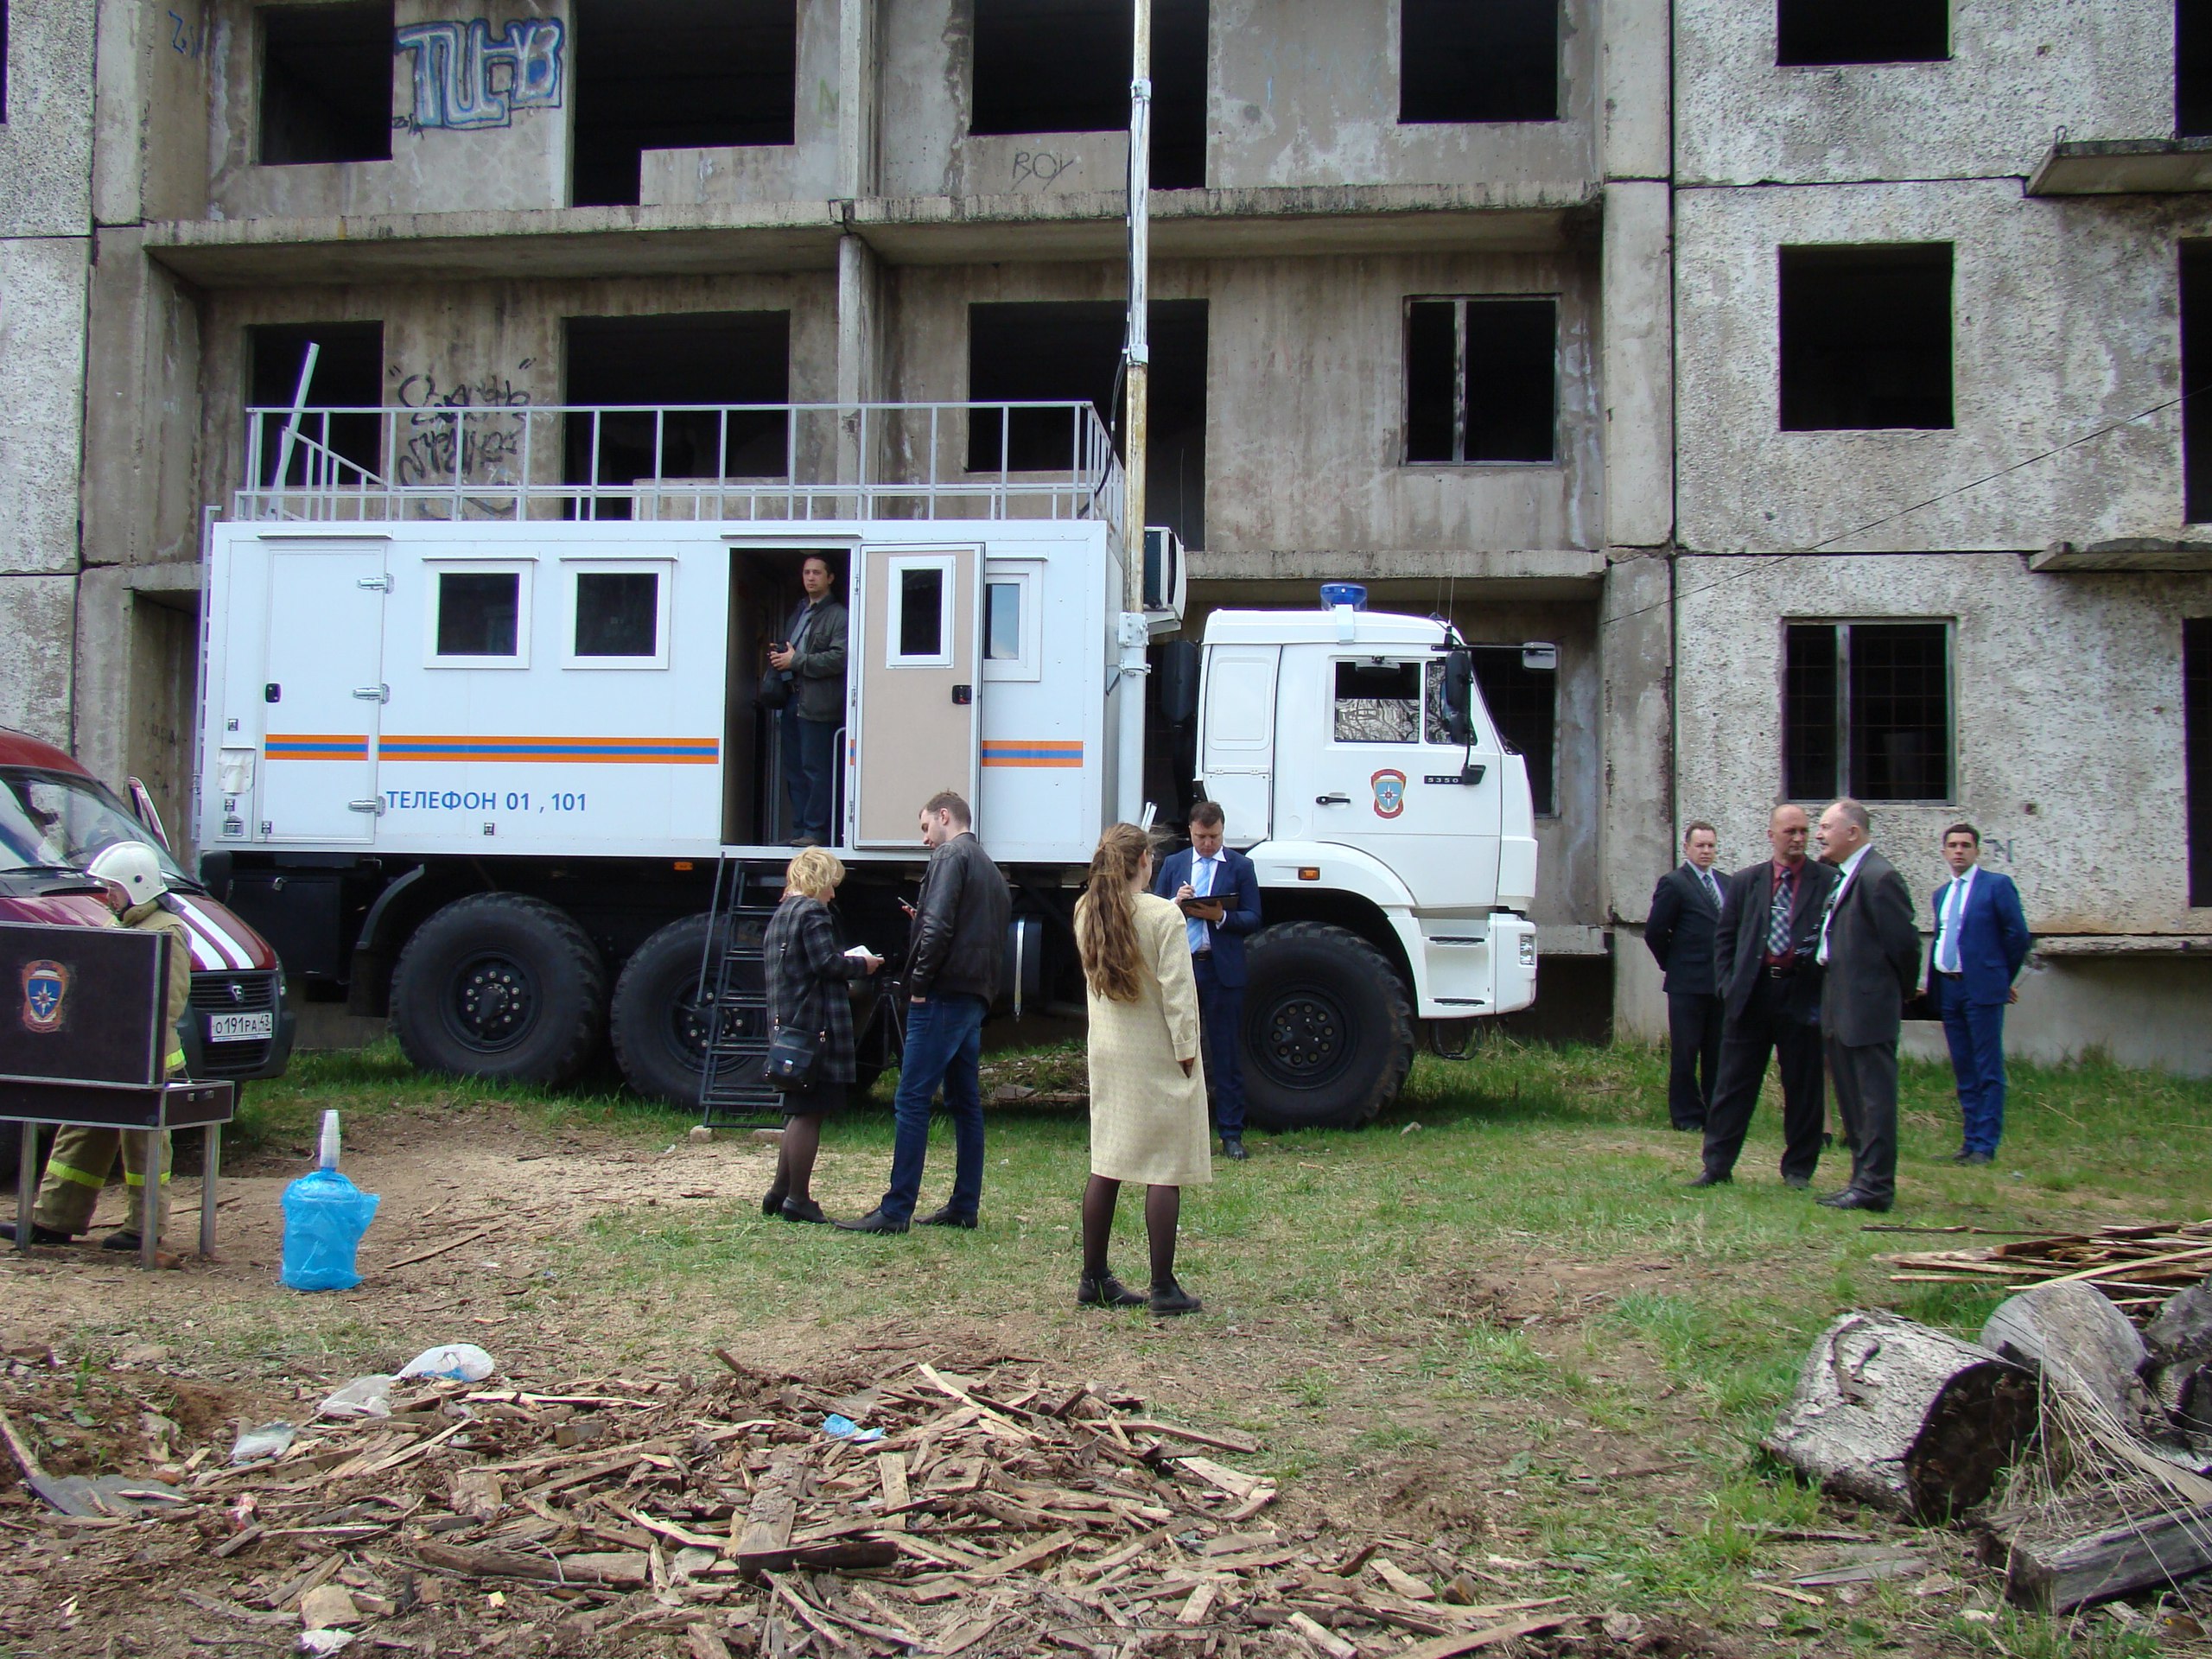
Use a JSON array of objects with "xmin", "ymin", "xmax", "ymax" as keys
[
  {"xmin": 1263, "ymin": 993, "xmax": 1343, "ymax": 1076},
  {"xmin": 455, "ymin": 957, "xmax": 533, "ymax": 1046}
]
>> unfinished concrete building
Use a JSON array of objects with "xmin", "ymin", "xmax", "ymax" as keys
[{"xmin": 1, "ymin": 0, "xmax": 2205, "ymax": 1070}]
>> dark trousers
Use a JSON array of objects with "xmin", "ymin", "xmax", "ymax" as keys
[
  {"xmin": 1665, "ymin": 991, "xmax": 1725, "ymax": 1128},
  {"xmin": 1827, "ymin": 1034, "xmax": 1899, "ymax": 1204},
  {"xmin": 1701, "ymin": 973, "xmax": 1826, "ymax": 1182},
  {"xmin": 780, "ymin": 709, "xmax": 838, "ymax": 842},
  {"xmin": 1193, "ymin": 953, "xmax": 1246, "ymax": 1138},
  {"xmin": 879, "ymin": 993, "xmax": 987, "ymax": 1224},
  {"xmin": 1935, "ymin": 976, "xmax": 2007, "ymax": 1155}
]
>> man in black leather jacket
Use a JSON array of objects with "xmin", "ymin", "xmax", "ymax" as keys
[{"xmin": 838, "ymin": 791, "xmax": 1010, "ymax": 1233}]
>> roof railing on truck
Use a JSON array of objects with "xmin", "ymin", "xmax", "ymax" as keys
[{"xmin": 231, "ymin": 401, "xmax": 1127, "ymax": 541}]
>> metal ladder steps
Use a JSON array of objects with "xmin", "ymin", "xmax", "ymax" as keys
[{"xmin": 696, "ymin": 859, "xmax": 788, "ymax": 1127}]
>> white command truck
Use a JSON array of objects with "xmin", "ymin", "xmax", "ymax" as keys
[{"xmin": 195, "ymin": 399, "xmax": 1536, "ymax": 1128}]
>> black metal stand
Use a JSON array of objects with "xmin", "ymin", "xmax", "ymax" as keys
[{"xmin": 7, "ymin": 1080, "xmax": 235, "ymax": 1269}]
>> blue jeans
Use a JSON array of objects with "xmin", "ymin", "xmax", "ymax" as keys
[
  {"xmin": 1193, "ymin": 953, "xmax": 1246, "ymax": 1137},
  {"xmin": 1936, "ymin": 976, "xmax": 2008, "ymax": 1154},
  {"xmin": 878, "ymin": 993, "xmax": 988, "ymax": 1224},
  {"xmin": 781, "ymin": 709, "xmax": 838, "ymax": 842}
]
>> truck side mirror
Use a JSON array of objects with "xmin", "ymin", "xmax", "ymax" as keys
[
  {"xmin": 127, "ymin": 776, "xmax": 174, "ymax": 853},
  {"xmin": 1442, "ymin": 650, "xmax": 1478, "ymax": 747}
]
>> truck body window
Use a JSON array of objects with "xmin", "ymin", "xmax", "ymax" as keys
[
  {"xmin": 438, "ymin": 572, "xmax": 521, "ymax": 658},
  {"xmin": 984, "ymin": 581, "xmax": 1020, "ymax": 661},
  {"xmin": 1423, "ymin": 661, "xmax": 1473, "ymax": 745},
  {"xmin": 575, "ymin": 570, "xmax": 659, "ymax": 659},
  {"xmin": 1333, "ymin": 661, "xmax": 1421, "ymax": 744},
  {"xmin": 894, "ymin": 565, "xmax": 947, "ymax": 664}
]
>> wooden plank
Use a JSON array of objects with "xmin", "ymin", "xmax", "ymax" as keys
[
  {"xmin": 1370, "ymin": 1554, "xmax": 1435, "ymax": 1600},
  {"xmin": 1392, "ymin": 1616, "xmax": 1570, "ymax": 1659},
  {"xmin": 1999, "ymin": 1503, "xmax": 2212, "ymax": 1611},
  {"xmin": 1071, "ymin": 1527, "xmax": 1168, "ymax": 1579},
  {"xmin": 1286, "ymin": 1611, "xmax": 1356, "ymax": 1657},
  {"xmin": 732, "ymin": 1450, "xmax": 804, "ymax": 1567},
  {"xmin": 964, "ymin": 1527, "xmax": 1077, "ymax": 1582},
  {"xmin": 1175, "ymin": 1457, "xmax": 1265, "ymax": 1500},
  {"xmin": 1117, "ymin": 1419, "xmax": 1261, "ymax": 1455},
  {"xmin": 1177, "ymin": 1582, "xmax": 1222, "ymax": 1627}
]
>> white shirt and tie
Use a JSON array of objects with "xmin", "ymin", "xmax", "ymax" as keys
[
  {"xmin": 1691, "ymin": 863, "xmax": 1722, "ymax": 912},
  {"xmin": 1185, "ymin": 852, "xmax": 1222, "ymax": 955},
  {"xmin": 1815, "ymin": 843, "xmax": 1871, "ymax": 967},
  {"xmin": 1933, "ymin": 865, "xmax": 1977, "ymax": 975}
]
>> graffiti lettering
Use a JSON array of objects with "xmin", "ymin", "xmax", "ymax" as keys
[
  {"xmin": 394, "ymin": 18, "xmax": 564, "ymax": 133},
  {"xmin": 1010, "ymin": 150, "xmax": 1077, "ymax": 189},
  {"xmin": 168, "ymin": 10, "xmax": 201, "ymax": 56},
  {"xmin": 392, "ymin": 368, "xmax": 532, "ymax": 497}
]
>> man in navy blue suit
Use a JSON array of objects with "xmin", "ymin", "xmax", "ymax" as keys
[
  {"xmin": 1152, "ymin": 801, "xmax": 1262, "ymax": 1160},
  {"xmin": 1925, "ymin": 823, "xmax": 2032, "ymax": 1166}
]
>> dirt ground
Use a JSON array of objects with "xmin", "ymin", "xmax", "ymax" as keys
[{"xmin": 0, "ymin": 1104, "xmax": 2195, "ymax": 1659}]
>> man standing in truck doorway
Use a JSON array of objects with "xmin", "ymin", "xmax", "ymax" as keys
[
  {"xmin": 0, "ymin": 842, "xmax": 190, "ymax": 1251},
  {"xmin": 1154, "ymin": 801, "xmax": 1262, "ymax": 1160},
  {"xmin": 839, "ymin": 791, "xmax": 1010, "ymax": 1234},
  {"xmin": 768, "ymin": 554, "xmax": 848, "ymax": 848}
]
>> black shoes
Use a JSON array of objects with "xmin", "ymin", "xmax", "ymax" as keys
[
  {"xmin": 1816, "ymin": 1189, "xmax": 1892, "ymax": 1212},
  {"xmin": 1783, "ymin": 1175, "xmax": 1812, "ymax": 1190},
  {"xmin": 761, "ymin": 1189, "xmax": 787, "ymax": 1217},
  {"xmin": 99, "ymin": 1230, "xmax": 148, "ymax": 1252},
  {"xmin": 1077, "ymin": 1273, "xmax": 1146, "ymax": 1308},
  {"xmin": 0, "ymin": 1221, "xmax": 74, "ymax": 1246},
  {"xmin": 779, "ymin": 1198, "xmax": 829, "ymax": 1224},
  {"xmin": 835, "ymin": 1209, "xmax": 910, "ymax": 1235},
  {"xmin": 1148, "ymin": 1281, "xmax": 1203, "ymax": 1317},
  {"xmin": 917, "ymin": 1205, "xmax": 977, "ymax": 1229},
  {"xmin": 1686, "ymin": 1171, "xmax": 1732, "ymax": 1188},
  {"xmin": 1219, "ymin": 1136, "xmax": 1248, "ymax": 1161},
  {"xmin": 1951, "ymin": 1150, "xmax": 1993, "ymax": 1166}
]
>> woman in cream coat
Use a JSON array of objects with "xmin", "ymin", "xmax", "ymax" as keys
[{"xmin": 1074, "ymin": 823, "xmax": 1210, "ymax": 1315}]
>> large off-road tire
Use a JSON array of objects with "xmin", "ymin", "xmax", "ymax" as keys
[
  {"xmin": 1239, "ymin": 921, "xmax": 1416, "ymax": 1131},
  {"xmin": 609, "ymin": 912, "xmax": 755, "ymax": 1107},
  {"xmin": 391, "ymin": 893, "xmax": 606, "ymax": 1086}
]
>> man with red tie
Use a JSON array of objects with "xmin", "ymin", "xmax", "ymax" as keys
[{"xmin": 1925, "ymin": 824, "xmax": 2032, "ymax": 1166}]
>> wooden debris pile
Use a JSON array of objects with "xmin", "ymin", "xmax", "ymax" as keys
[
  {"xmin": 1767, "ymin": 1271, "xmax": 2212, "ymax": 1616},
  {"xmin": 1, "ymin": 1346, "xmax": 1589, "ymax": 1657},
  {"xmin": 1881, "ymin": 1221, "xmax": 2212, "ymax": 1320}
]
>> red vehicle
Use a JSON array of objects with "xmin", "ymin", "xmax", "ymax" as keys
[{"xmin": 0, "ymin": 728, "xmax": 294, "ymax": 1164}]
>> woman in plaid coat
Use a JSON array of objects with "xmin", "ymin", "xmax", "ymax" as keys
[{"xmin": 761, "ymin": 847, "xmax": 881, "ymax": 1223}]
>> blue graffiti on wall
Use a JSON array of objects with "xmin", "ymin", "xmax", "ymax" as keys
[{"xmin": 393, "ymin": 18, "xmax": 564, "ymax": 132}]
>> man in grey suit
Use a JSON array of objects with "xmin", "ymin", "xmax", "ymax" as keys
[{"xmin": 1813, "ymin": 798, "xmax": 1923, "ymax": 1212}]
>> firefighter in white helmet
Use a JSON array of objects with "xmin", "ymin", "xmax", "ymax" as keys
[{"xmin": 0, "ymin": 841, "xmax": 192, "ymax": 1251}]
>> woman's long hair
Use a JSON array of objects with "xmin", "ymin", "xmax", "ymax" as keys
[{"xmin": 1076, "ymin": 823, "xmax": 1150, "ymax": 1002}]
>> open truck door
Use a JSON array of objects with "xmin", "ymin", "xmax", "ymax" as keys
[{"xmin": 852, "ymin": 545, "xmax": 982, "ymax": 848}]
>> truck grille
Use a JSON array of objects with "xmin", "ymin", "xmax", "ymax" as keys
[{"xmin": 189, "ymin": 969, "xmax": 281, "ymax": 1077}]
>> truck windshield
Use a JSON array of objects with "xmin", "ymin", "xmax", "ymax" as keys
[{"xmin": 0, "ymin": 768, "xmax": 194, "ymax": 885}]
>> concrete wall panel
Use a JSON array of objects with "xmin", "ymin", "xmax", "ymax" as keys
[
  {"xmin": 92, "ymin": 0, "xmax": 213, "ymax": 226},
  {"xmin": 1677, "ymin": 0, "xmax": 2169, "ymax": 188},
  {"xmin": 1674, "ymin": 552, "xmax": 2212, "ymax": 940},
  {"xmin": 0, "ymin": 238, "xmax": 91, "ymax": 576},
  {"xmin": 1601, "ymin": 181, "xmax": 1670, "ymax": 548},
  {"xmin": 1677, "ymin": 182, "xmax": 2211, "ymax": 555},
  {"xmin": 83, "ymin": 228, "xmax": 204, "ymax": 572},
  {"xmin": 0, "ymin": 0, "xmax": 96, "ymax": 237},
  {"xmin": 0, "ymin": 574, "xmax": 79, "ymax": 743}
]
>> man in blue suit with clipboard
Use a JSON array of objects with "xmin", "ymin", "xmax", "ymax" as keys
[
  {"xmin": 1153, "ymin": 801, "xmax": 1263, "ymax": 1160},
  {"xmin": 1925, "ymin": 823, "xmax": 2032, "ymax": 1166}
]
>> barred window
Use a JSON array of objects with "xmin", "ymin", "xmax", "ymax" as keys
[
  {"xmin": 1469, "ymin": 645, "xmax": 1557, "ymax": 816},
  {"xmin": 1784, "ymin": 621, "xmax": 1951, "ymax": 803}
]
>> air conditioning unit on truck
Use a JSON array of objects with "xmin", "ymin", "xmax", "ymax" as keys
[{"xmin": 197, "ymin": 398, "xmax": 1536, "ymax": 1128}]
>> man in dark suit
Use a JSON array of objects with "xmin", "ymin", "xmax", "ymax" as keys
[
  {"xmin": 1813, "ymin": 798, "xmax": 1923, "ymax": 1212},
  {"xmin": 1691, "ymin": 803, "xmax": 1839, "ymax": 1190},
  {"xmin": 1646, "ymin": 821, "xmax": 1726, "ymax": 1131},
  {"xmin": 1925, "ymin": 823, "xmax": 2032, "ymax": 1166},
  {"xmin": 1153, "ymin": 801, "xmax": 1262, "ymax": 1160}
]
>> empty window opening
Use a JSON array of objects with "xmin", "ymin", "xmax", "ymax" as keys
[
  {"xmin": 575, "ymin": 570, "xmax": 662, "ymax": 660},
  {"xmin": 247, "ymin": 321, "xmax": 385, "ymax": 486},
  {"xmin": 1784, "ymin": 621, "xmax": 1951, "ymax": 802},
  {"xmin": 2184, "ymin": 245, "xmax": 2212, "ymax": 521},
  {"xmin": 1401, "ymin": 0, "xmax": 1559, "ymax": 124},
  {"xmin": 563, "ymin": 312, "xmax": 791, "ymax": 518},
  {"xmin": 1779, "ymin": 245, "xmax": 1953, "ymax": 431},
  {"xmin": 1332, "ymin": 661, "xmax": 1422, "ymax": 744},
  {"xmin": 258, "ymin": 2, "xmax": 394, "ymax": 165},
  {"xmin": 971, "ymin": 0, "xmax": 1207, "ymax": 189},
  {"xmin": 2190, "ymin": 619, "xmax": 2212, "ymax": 905},
  {"xmin": 1776, "ymin": 0, "xmax": 1948, "ymax": 66},
  {"xmin": 967, "ymin": 299, "xmax": 1209, "ymax": 550},
  {"xmin": 1469, "ymin": 645, "xmax": 1557, "ymax": 815},
  {"xmin": 572, "ymin": 0, "xmax": 795, "ymax": 207},
  {"xmin": 1405, "ymin": 296, "xmax": 1556, "ymax": 464},
  {"xmin": 437, "ymin": 571, "xmax": 522, "ymax": 658},
  {"xmin": 2184, "ymin": 1, "xmax": 2212, "ymax": 135}
]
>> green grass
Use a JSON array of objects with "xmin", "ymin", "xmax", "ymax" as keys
[{"xmin": 199, "ymin": 1033, "xmax": 2212, "ymax": 1655}]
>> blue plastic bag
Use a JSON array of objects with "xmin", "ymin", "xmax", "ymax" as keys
[{"xmin": 280, "ymin": 1167, "xmax": 380, "ymax": 1292}]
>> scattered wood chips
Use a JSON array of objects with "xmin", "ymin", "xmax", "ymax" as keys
[{"xmin": 1882, "ymin": 1221, "xmax": 2212, "ymax": 1320}]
